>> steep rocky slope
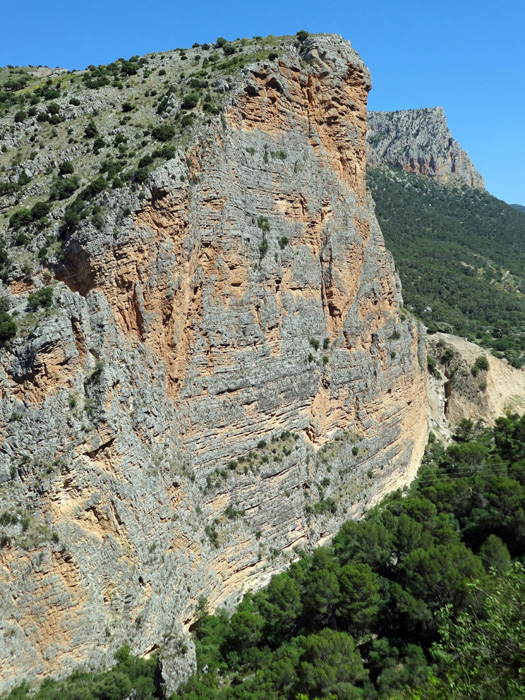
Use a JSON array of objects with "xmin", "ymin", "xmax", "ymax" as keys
[
  {"xmin": 0, "ymin": 35, "xmax": 427, "ymax": 691},
  {"xmin": 427, "ymin": 333, "xmax": 525, "ymax": 441},
  {"xmin": 366, "ymin": 107, "xmax": 484, "ymax": 189}
]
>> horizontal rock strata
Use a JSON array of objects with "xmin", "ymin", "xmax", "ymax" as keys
[{"xmin": 0, "ymin": 35, "xmax": 427, "ymax": 691}]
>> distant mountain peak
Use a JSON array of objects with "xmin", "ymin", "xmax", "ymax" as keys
[{"xmin": 366, "ymin": 107, "xmax": 484, "ymax": 189}]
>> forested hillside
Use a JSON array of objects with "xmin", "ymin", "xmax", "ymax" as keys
[
  {"xmin": 6, "ymin": 413, "xmax": 525, "ymax": 699},
  {"xmin": 367, "ymin": 166, "xmax": 525, "ymax": 368}
]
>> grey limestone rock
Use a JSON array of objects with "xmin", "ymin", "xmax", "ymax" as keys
[
  {"xmin": 0, "ymin": 34, "xmax": 427, "ymax": 692},
  {"xmin": 367, "ymin": 106, "xmax": 485, "ymax": 189}
]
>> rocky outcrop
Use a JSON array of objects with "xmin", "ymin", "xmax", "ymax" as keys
[
  {"xmin": 427, "ymin": 333, "xmax": 525, "ymax": 440},
  {"xmin": 0, "ymin": 35, "xmax": 427, "ymax": 691},
  {"xmin": 367, "ymin": 107, "xmax": 485, "ymax": 189}
]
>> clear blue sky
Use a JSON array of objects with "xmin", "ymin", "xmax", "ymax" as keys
[{"xmin": 2, "ymin": 0, "xmax": 524, "ymax": 204}]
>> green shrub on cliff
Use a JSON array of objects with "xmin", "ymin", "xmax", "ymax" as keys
[
  {"xmin": 471, "ymin": 355, "xmax": 489, "ymax": 376},
  {"xmin": 0, "ymin": 307, "xmax": 16, "ymax": 343},
  {"xmin": 27, "ymin": 286, "xmax": 53, "ymax": 311},
  {"xmin": 151, "ymin": 123, "xmax": 175, "ymax": 142}
]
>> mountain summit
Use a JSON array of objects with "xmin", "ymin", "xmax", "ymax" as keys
[{"xmin": 366, "ymin": 106, "xmax": 484, "ymax": 189}]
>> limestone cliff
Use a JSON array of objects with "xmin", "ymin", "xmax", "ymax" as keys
[
  {"xmin": 0, "ymin": 35, "xmax": 427, "ymax": 691},
  {"xmin": 367, "ymin": 107, "xmax": 484, "ymax": 189}
]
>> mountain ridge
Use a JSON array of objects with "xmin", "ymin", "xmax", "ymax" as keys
[
  {"xmin": 366, "ymin": 106, "xmax": 484, "ymax": 189},
  {"xmin": 367, "ymin": 164, "xmax": 525, "ymax": 368}
]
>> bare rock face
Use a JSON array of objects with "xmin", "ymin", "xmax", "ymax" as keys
[
  {"xmin": 0, "ymin": 35, "xmax": 427, "ymax": 691},
  {"xmin": 427, "ymin": 333, "xmax": 525, "ymax": 440},
  {"xmin": 367, "ymin": 107, "xmax": 485, "ymax": 189}
]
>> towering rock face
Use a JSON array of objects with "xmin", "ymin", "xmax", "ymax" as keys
[
  {"xmin": 366, "ymin": 107, "xmax": 485, "ymax": 189},
  {"xmin": 0, "ymin": 35, "xmax": 427, "ymax": 690}
]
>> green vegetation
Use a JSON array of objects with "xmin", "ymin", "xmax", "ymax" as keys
[
  {"xmin": 5, "ymin": 645, "xmax": 157, "ymax": 700},
  {"xmin": 471, "ymin": 355, "xmax": 489, "ymax": 377},
  {"xmin": 27, "ymin": 286, "xmax": 53, "ymax": 311},
  {"xmin": 205, "ymin": 523, "xmax": 220, "ymax": 548},
  {"xmin": 426, "ymin": 355, "xmax": 441, "ymax": 379},
  {"xmin": 49, "ymin": 175, "xmax": 80, "ymax": 201},
  {"xmin": 181, "ymin": 93, "xmax": 199, "ymax": 110},
  {"xmin": 169, "ymin": 413, "xmax": 525, "ymax": 699},
  {"xmin": 84, "ymin": 120, "xmax": 99, "ymax": 138},
  {"xmin": 430, "ymin": 562, "xmax": 525, "ymax": 700},
  {"xmin": 4, "ymin": 409, "xmax": 525, "ymax": 698},
  {"xmin": 151, "ymin": 123, "xmax": 175, "ymax": 142},
  {"xmin": 256, "ymin": 216, "xmax": 270, "ymax": 234},
  {"xmin": 0, "ymin": 301, "xmax": 16, "ymax": 343},
  {"xmin": 256, "ymin": 216, "xmax": 270, "ymax": 259},
  {"xmin": 367, "ymin": 166, "xmax": 525, "ymax": 367},
  {"xmin": 224, "ymin": 504, "xmax": 245, "ymax": 520}
]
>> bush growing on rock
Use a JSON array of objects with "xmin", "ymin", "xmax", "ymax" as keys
[
  {"xmin": 84, "ymin": 121, "xmax": 98, "ymax": 138},
  {"xmin": 180, "ymin": 113, "xmax": 195, "ymax": 128},
  {"xmin": 181, "ymin": 93, "xmax": 199, "ymax": 110},
  {"xmin": 471, "ymin": 355, "xmax": 489, "ymax": 376},
  {"xmin": 31, "ymin": 201, "xmax": 51, "ymax": 220},
  {"xmin": 152, "ymin": 144, "xmax": 175, "ymax": 160},
  {"xmin": 0, "ymin": 307, "xmax": 16, "ymax": 343},
  {"xmin": 0, "ymin": 182, "xmax": 18, "ymax": 197},
  {"xmin": 27, "ymin": 286, "xmax": 53, "ymax": 311},
  {"xmin": 151, "ymin": 123, "xmax": 175, "ymax": 142},
  {"xmin": 9, "ymin": 209, "xmax": 32, "ymax": 229},
  {"xmin": 58, "ymin": 161, "xmax": 74, "ymax": 176},
  {"xmin": 49, "ymin": 176, "xmax": 80, "ymax": 201}
]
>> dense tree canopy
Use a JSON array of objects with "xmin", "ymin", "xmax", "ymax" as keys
[
  {"xmin": 6, "ymin": 414, "xmax": 525, "ymax": 700},
  {"xmin": 170, "ymin": 413, "xmax": 525, "ymax": 699},
  {"xmin": 367, "ymin": 166, "xmax": 525, "ymax": 367}
]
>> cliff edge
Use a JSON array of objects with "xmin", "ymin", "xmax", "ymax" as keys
[
  {"xmin": 0, "ymin": 34, "xmax": 427, "ymax": 691},
  {"xmin": 428, "ymin": 333, "xmax": 525, "ymax": 441}
]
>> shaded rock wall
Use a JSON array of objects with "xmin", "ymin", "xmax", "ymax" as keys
[{"xmin": 0, "ymin": 35, "xmax": 427, "ymax": 691}]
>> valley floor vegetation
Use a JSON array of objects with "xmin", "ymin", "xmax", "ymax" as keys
[{"xmin": 4, "ymin": 412, "xmax": 525, "ymax": 700}]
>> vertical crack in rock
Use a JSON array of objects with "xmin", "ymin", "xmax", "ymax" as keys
[{"xmin": 0, "ymin": 34, "xmax": 427, "ymax": 692}]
